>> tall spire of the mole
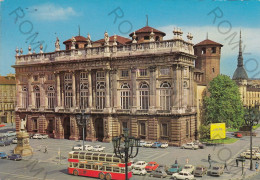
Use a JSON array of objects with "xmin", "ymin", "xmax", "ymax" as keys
[
  {"xmin": 146, "ymin": 15, "xmax": 148, "ymax": 26},
  {"xmin": 78, "ymin": 25, "xmax": 80, "ymax": 36},
  {"xmin": 238, "ymin": 30, "xmax": 243, "ymax": 67}
]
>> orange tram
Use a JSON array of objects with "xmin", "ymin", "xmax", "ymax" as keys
[{"xmin": 68, "ymin": 151, "xmax": 132, "ymax": 180}]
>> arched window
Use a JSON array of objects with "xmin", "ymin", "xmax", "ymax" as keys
[
  {"xmin": 64, "ymin": 73, "xmax": 73, "ymax": 108},
  {"xmin": 96, "ymin": 81, "xmax": 105, "ymax": 109},
  {"xmin": 120, "ymin": 83, "xmax": 131, "ymax": 109},
  {"xmin": 160, "ymin": 82, "xmax": 171, "ymax": 110},
  {"xmin": 47, "ymin": 86, "xmax": 55, "ymax": 109},
  {"xmin": 34, "ymin": 86, "xmax": 40, "ymax": 109},
  {"xmin": 80, "ymin": 72, "xmax": 89, "ymax": 109},
  {"xmin": 21, "ymin": 86, "xmax": 28, "ymax": 108},
  {"xmin": 139, "ymin": 82, "xmax": 149, "ymax": 110}
]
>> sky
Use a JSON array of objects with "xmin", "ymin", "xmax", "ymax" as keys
[{"xmin": 1, "ymin": 0, "xmax": 260, "ymax": 79}]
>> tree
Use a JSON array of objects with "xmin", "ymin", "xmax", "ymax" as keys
[
  {"xmin": 199, "ymin": 125, "xmax": 210, "ymax": 140},
  {"xmin": 203, "ymin": 75, "xmax": 244, "ymax": 129}
]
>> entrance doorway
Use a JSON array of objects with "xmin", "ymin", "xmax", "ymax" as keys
[
  {"xmin": 95, "ymin": 118, "xmax": 104, "ymax": 141},
  {"xmin": 63, "ymin": 117, "xmax": 70, "ymax": 139}
]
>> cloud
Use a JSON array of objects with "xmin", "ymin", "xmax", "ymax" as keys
[
  {"xmin": 157, "ymin": 25, "xmax": 260, "ymax": 78},
  {"xmin": 29, "ymin": 3, "xmax": 79, "ymax": 21}
]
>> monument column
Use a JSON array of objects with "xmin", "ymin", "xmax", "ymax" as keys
[{"xmin": 88, "ymin": 70, "xmax": 92, "ymax": 108}]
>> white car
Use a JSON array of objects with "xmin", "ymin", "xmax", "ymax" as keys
[
  {"xmin": 92, "ymin": 145, "xmax": 105, "ymax": 152},
  {"xmin": 4, "ymin": 131, "xmax": 16, "ymax": 137},
  {"xmin": 32, "ymin": 134, "xmax": 48, "ymax": 139},
  {"xmin": 160, "ymin": 142, "xmax": 168, "ymax": 148},
  {"xmin": 73, "ymin": 144, "xmax": 83, "ymax": 150},
  {"xmin": 172, "ymin": 171, "xmax": 195, "ymax": 180},
  {"xmin": 144, "ymin": 142, "xmax": 153, "ymax": 148},
  {"xmin": 181, "ymin": 142, "xmax": 199, "ymax": 150},
  {"xmin": 139, "ymin": 141, "xmax": 147, "ymax": 147},
  {"xmin": 182, "ymin": 164, "xmax": 195, "ymax": 174},
  {"xmin": 84, "ymin": 145, "xmax": 93, "ymax": 151},
  {"xmin": 132, "ymin": 167, "xmax": 147, "ymax": 175},
  {"xmin": 133, "ymin": 161, "xmax": 147, "ymax": 169}
]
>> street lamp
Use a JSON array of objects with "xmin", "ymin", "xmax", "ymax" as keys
[
  {"xmin": 76, "ymin": 110, "xmax": 90, "ymax": 151},
  {"xmin": 244, "ymin": 105, "xmax": 260, "ymax": 170},
  {"xmin": 112, "ymin": 128, "xmax": 140, "ymax": 180}
]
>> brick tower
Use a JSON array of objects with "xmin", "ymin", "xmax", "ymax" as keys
[{"xmin": 194, "ymin": 37, "xmax": 223, "ymax": 85}]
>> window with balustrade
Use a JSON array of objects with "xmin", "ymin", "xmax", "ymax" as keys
[
  {"xmin": 96, "ymin": 82, "xmax": 105, "ymax": 109},
  {"xmin": 139, "ymin": 69, "xmax": 148, "ymax": 77},
  {"xmin": 160, "ymin": 82, "xmax": 171, "ymax": 110},
  {"xmin": 34, "ymin": 86, "xmax": 40, "ymax": 109},
  {"xmin": 47, "ymin": 86, "xmax": 55, "ymax": 109},
  {"xmin": 120, "ymin": 83, "xmax": 131, "ymax": 110},
  {"xmin": 80, "ymin": 72, "xmax": 88, "ymax": 109},
  {"xmin": 21, "ymin": 86, "xmax": 28, "ymax": 108},
  {"xmin": 64, "ymin": 73, "xmax": 73, "ymax": 108},
  {"xmin": 139, "ymin": 82, "xmax": 149, "ymax": 110}
]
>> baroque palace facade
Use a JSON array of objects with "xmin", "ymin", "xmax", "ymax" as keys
[{"xmin": 13, "ymin": 25, "xmax": 220, "ymax": 146}]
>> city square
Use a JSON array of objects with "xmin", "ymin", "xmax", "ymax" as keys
[{"xmin": 1, "ymin": 0, "xmax": 260, "ymax": 180}]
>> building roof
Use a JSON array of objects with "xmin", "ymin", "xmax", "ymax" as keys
[
  {"xmin": 194, "ymin": 39, "xmax": 223, "ymax": 47},
  {"xmin": 63, "ymin": 36, "xmax": 88, "ymax": 44},
  {"xmin": 0, "ymin": 76, "xmax": 16, "ymax": 85},
  {"xmin": 232, "ymin": 67, "xmax": 248, "ymax": 80},
  {"xmin": 94, "ymin": 35, "xmax": 131, "ymax": 45},
  {"xmin": 129, "ymin": 26, "xmax": 166, "ymax": 37}
]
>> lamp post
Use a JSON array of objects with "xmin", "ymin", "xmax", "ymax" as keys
[
  {"xmin": 76, "ymin": 110, "xmax": 90, "ymax": 151},
  {"xmin": 112, "ymin": 128, "xmax": 140, "ymax": 180},
  {"xmin": 244, "ymin": 105, "xmax": 260, "ymax": 170}
]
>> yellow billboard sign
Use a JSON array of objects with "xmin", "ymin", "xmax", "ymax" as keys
[{"xmin": 210, "ymin": 123, "xmax": 226, "ymax": 140}]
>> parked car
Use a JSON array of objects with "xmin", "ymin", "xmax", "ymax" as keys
[
  {"xmin": 144, "ymin": 142, "xmax": 153, "ymax": 148},
  {"xmin": 7, "ymin": 154, "xmax": 22, "ymax": 161},
  {"xmin": 181, "ymin": 142, "xmax": 199, "ymax": 150},
  {"xmin": 0, "ymin": 152, "xmax": 7, "ymax": 159},
  {"xmin": 132, "ymin": 167, "xmax": 147, "ymax": 175},
  {"xmin": 182, "ymin": 164, "xmax": 195, "ymax": 174},
  {"xmin": 172, "ymin": 171, "xmax": 195, "ymax": 180},
  {"xmin": 150, "ymin": 168, "xmax": 167, "ymax": 178},
  {"xmin": 32, "ymin": 134, "xmax": 42, "ymax": 139},
  {"xmin": 73, "ymin": 144, "xmax": 83, "ymax": 150},
  {"xmin": 252, "ymin": 146, "xmax": 260, "ymax": 152},
  {"xmin": 152, "ymin": 142, "xmax": 162, "ymax": 148},
  {"xmin": 8, "ymin": 154, "xmax": 22, "ymax": 161},
  {"xmin": 133, "ymin": 161, "xmax": 147, "ymax": 169},
  {"xmin": 167, "ymin": 164, "xmax": 182, "ymax": 175},
  {"xmin": 28, "ymin": 133, "xmax": 34, "ymax": 139},
  {"xmin": 0, "ymin": 137, "xmax": 12, "ymax": 146},
  {"xmin": 193, "ymin": 141, "xmax": 205, "ymax": 149},
  {"xmin": 92, "ymin": 145, "xmax": 105, "ymax": 152},
  {"xmin": 158, "ymin": 164, "xmax": 168, "ymax": 172},
  {"xmin": 240, "ymin": 150, "xmax": 256, "ymax": 157},
  {"xmin": 41, "ymin": 134, "xmax": 49, "ymax": 139},
  {"xmin": 244, "ymin": 152, "xmax": 260, "ymax": 160},
  {"xmin": 160, "ymin": 142, "xmax": 168, "ymax": 148},
  {"xmin": 12, "ymin": 137, "xmax": 18, "ymax": 144},
  {"xmin": 139, "ymin": 141, "xmax": 147, "ymax": 147},
  {"xmin": 234, "ymin": 132, "xmax": 243, "ymax": 138},
  {"xmin": 194, "ymin": 165, "xmax": 207, "ymax": 177},
  {"xmin": 4, "ymin": 131, "xmax": 16, "ymax": 137},
  {"xmin": 145, "ymin": 161, "xmax": 159, "ymax": 172},
  {"xmin": 210, "ymin": 164, "xmax": 224, "ymax": 176}
]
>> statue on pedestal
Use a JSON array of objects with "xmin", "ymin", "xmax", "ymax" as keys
[{"xmin": 20, "ymin": 118, "xmax": 26, "ymax": 132}]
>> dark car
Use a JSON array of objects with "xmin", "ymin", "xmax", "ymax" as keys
[
  {"xmin": 0, "ymin": 152, "xmax": 7, "ymax": 159},
  {"xmin": 150, "ymin": 168, "xmax": 167, "ymax": 178},
  {"xmin": 158, "ymin": 164, "xmax": 168, "ymax": 172},
  {"xmin": 0, "ymin": 137, "xmax": 12, "ymax": 146},
  {"xmin": 194, "ymin": 165, "xmax": 207, "ymax": 177},
  {"xmin": 8, "ymin": 154, "xmax": 22, "ymax": 161}
]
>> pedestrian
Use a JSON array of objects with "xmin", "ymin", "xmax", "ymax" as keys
[
  {"xmin": 175, "ymin": 159, "xmax": 178, "ymax": 164},
  {"xmin": 209, "ymin": 159, "xmax": 212, "ymax": 169},
  {"xmin": 236, "ymin": 159, "xmax": 238, "ymax": 167},
  {"xmin": 255, "ymin": 162, "xmax": 258, "ymax": 171},
  {"xmin": 44, "ymin": 146, "xmax": 48, "ymax": 153},
  {"xmin": 224, "ymin": 161, "xmax": 228, "ymax": 171},
  {"xmin": 208, "ymin": 154, "xmax": 211, "ymax": 163}
]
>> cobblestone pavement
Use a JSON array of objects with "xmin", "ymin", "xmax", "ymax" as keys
[{"xmin": 1, "ymin": 123, "xmax": 260, "ymax": 180}]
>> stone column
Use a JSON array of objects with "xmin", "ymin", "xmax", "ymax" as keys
[
  {"xmin": 55, "ymin": 116, "xmax": 64, "ymax": 139},
  {"xmin": 111, "ymin": 69, "xmax": 118, "ymax": 109},
  {"xmin": 105, "ymin": 69, "xmax": 110, "ymax": 108},
  {"xmin": 28, "ymin": 75, "xmax": 34, "ymax": 108},
  {"xmin": 39, "ymin": 74, "xmax": 45, "ymax": 110},
  {"xmin": 69, "ymin": 115, "xmax": 79, "ymax": 140},
  {"xmin": 149, "ymin": 66, "xmax": 156, "ymax": 113},
  {"xmin": 56, "ymin": 73, "xmax": 61, "ymax": 107},
  {"xmin": 172, "ymin": 65, "xmax": 180, "ymax": 110},
  {"xmin": 131, "ymin": 67, "xmax": 137, "ymax": 112},
  {"xmin": 72, "ymin": 71, "xmax": 76, "ymax": 107},
  {"xmin": 88, "ymin": 70, "xmax": 92, "ymax": 108}
]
